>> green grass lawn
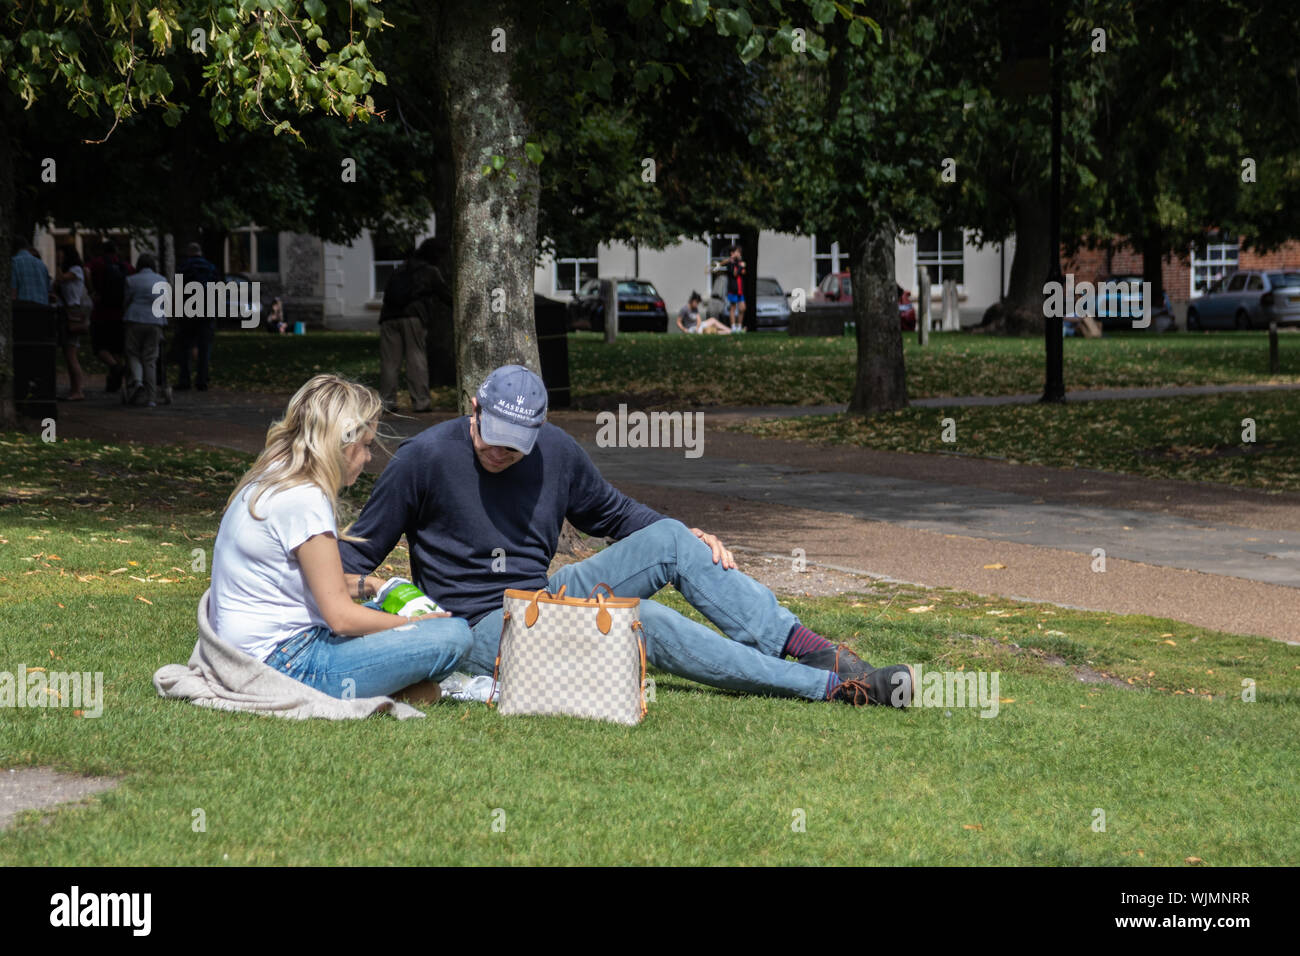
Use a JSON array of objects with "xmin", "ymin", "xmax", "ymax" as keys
[
  {"xmin": 730, "ymin": 391, "xmax": 1300, "ymax": 493},
  {"xmin": 107, "ymin": 327, "xmax": 1300, "ymax": 408},
  {"xmin": 1, "ymin": 435, "xmax": 1297, "ymax": 865}
]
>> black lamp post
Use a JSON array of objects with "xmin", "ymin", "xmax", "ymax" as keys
[{"xmin": 1041, "ymin": 0, "xmax": 1066, "ymax": 403}]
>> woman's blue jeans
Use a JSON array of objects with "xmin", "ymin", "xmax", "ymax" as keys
[{"xmin": 264, "ymin": 607, "xmax": 472, "ymax": 699}]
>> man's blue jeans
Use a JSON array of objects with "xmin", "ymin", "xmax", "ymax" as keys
[
  {"xmin": 463, "ymin": 519, "xmax": 829, "ymax": 701},
  {"xmin": 265, "ymin": 611, "xmax": 472, "ymax": 699}
]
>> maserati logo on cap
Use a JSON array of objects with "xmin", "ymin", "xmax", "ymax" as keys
[{"xmin": 517, "ymin": 394, "xmax": 526, "ymax": 404}]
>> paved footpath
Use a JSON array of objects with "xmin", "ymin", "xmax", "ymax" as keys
[{"xmin": 49, "ymin": 386, "xmax": 1300, "ymax": 642}]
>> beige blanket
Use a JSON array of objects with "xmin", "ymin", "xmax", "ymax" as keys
[{"xmin": 152, "ymin": 589, "xmax": 424, "ymax": 720}]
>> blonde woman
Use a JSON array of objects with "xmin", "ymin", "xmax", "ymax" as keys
[{"xmin": 208, "ymin": 374, "xmax": 471, "ymax": 698}]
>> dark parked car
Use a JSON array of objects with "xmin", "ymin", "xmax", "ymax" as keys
[
  {"xmin": 708, "ymin": 274, "xmax": 792, "ymax": 330},
  {"xmin": 811, "ymin": 271, "xmax": 915, "ymax": 330},
  {"xmin": 1186, "ymin": 270, "xmax": 1300, "ymax": 330},
  {"xmin": 1090, "ymin": 275, "xmax": 1174, "ymax": 332},
  {"xmin": 567, "ymin": 277, "xmax": 668, "ymax": 333}
]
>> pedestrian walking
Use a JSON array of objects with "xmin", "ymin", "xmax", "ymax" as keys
[
  {"xmin": 122, "ymin": 253, "xmax": 168, "ymax": 407},
  {"xmin": 53, "ymin": 246, "xmax": 90, "ymax": 401}
]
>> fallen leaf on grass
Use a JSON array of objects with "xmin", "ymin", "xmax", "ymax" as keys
[
  {"xmin": 1163, "ymin": 639, "xmax": 1177, "ymax": 646},
  {"xmin": 108, "ymin": 568, "xmax": 127, "ymax": 574},
  {"xmin": 135, "ymin": 595, "xmax": 153, "ymax": 605},
  {"xmin": 999, "ymin": 698, "xmax": 1015, "ymax": 704},
  {"xmin": 1185, "ymin": 856, "xmax": 1204, "ymax": 865},
  {"xmin": 907, "ymin": 605, "xmax": 934, "ymax": 613},
  {"xmin": 962, "ymin": 824, "xmax": 984, "ymax": 831}
]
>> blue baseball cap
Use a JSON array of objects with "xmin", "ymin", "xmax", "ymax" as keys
[{"xmin": 476, "ymin": 365, "xmax": 548, "ymax": 454}]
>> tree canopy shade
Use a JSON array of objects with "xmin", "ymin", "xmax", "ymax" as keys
[{"xmin": 0, "ymin": 0, "xmax": 390, "ymax": 425}]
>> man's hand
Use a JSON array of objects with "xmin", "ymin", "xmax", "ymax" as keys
[{"xmin": 689, "ymin": 527, "xmax": 736, "ymax": 570}]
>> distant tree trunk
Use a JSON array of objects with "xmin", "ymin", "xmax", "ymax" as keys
[
  {"xmin": 739, "ymin": 223, "xmax": 759, "ymax": 331},
  {"xmin": 847, "ymin": 223, "xmax": 907, "ymax": 414},
  {"xmin": 1139, "ymin": 220, "xmax": 1165, "ymax": 309},
  {"xmin": 426, "ymin": 102, "xmax": 457, "ymax": 387},
  {"xmin": 978, "ymin": 188, "xmax": 1050, "ymax": 336},
  {"xmin": 434, "ymin": 0, "xmax": 541, "ymax": 412},
  {"xmin": 0, "ymin": 110, "xmax": 15, "ymax": 427}
]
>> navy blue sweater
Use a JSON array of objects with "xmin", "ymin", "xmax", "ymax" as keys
[{"xmin": 339, "ymin": 416, "xmax": 664, "ymax": 624}]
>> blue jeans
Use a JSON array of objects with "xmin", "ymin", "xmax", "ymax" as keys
[
  {"xmin": 265, "ymin": 607, "xmax": 472, "ymax": 699},
  {"xmin": 464, "ymin": 519, "xmax": 829, "ymax": 701}
]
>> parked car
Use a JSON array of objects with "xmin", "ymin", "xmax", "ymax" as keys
[
  {"xmin": 811, "ymin": 271, "xmax": 915, "ymax": 330},
  {"xmin": 1091, "ymin": 275, "xmax": 1174, "ymax": 332},
  {"xmin": 567, "ymin": 277, "xmax": 669, "ymax": 333},
  {"xmin": 707, "ymin": 275, "xmax": 792, "ymax": 330},
  {"xmin": 1186, "ymin": 270, "xmax": 1300, "ymax": 330}
]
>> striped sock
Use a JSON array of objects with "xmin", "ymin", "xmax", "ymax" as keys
[
  {"xmin": 825, "ymin": 671, "xmax": 843, "ymax": 699},
  {"xmin": 784, "ymin": 623, "xmax": 834, "ymax": 659}
]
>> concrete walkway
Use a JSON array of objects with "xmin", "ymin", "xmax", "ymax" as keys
[
  {"xmin": 46, "ymin": 385, "xmax": 1300, "ymax": 641},
  {"xmin": 712, "ymin": 381, "xmax": 1300, "ymax": 418}
]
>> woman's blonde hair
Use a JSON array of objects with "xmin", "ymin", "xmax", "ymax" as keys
[{"xmin": 226, "ymin": 374, "xmax": 386, "ymax": 540}]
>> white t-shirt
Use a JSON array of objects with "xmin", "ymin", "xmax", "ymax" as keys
[
  {"xmin": 59, "ymin": 265, "xmax": 92, "ymax": 310},
  {"xmin": 209, "ymin": 480, "xmax": 339, "ymax": 661}
]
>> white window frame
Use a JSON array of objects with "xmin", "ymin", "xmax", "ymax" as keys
[
  {"xmin": 552, "ymin": 248, "xmax": 599, "ymax": 297},
  {"xmin": 916, "ymin": 229, "xmax": 965, "ymax": 291},
  {"xmin": 227, "ymin": 225, "xmax": 281, "ymax": 278},
  {"xmin": 1190, "ymin": 237, "xmax": 1239, "ymax": 298},
  {"xmin": 810, "ymin": 236, "xmax": 851, "ymax": 291},
  {"xmin": 706, "ymin": 233, "xmax": 741, "ymax": 291}
]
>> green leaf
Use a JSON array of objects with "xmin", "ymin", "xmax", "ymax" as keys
[
  {"xmin": 739, "ymin": 33, "xmax": 764, "ymax": 63},
  {"xmin": 525, "ymin": 141, "xmax": 544, "ymax": 165},
  {"xmin": 811, "ymin": 0, "xmax": 837, "ymax": 24},
  {"xmin": 304, "ymin": 0, "xmax": 327, "ymax": 19},
  {"xmin": 491, "ymin": 154, "xmax": 506, "ymax": 170},
  {"xmin": 847, "ymin": 19, "xmax": 866, "ymax": 46}
]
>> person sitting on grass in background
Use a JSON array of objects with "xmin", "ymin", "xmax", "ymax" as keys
[
  {"xmin": 265, "ymin": 296, "xmax": 290, "ymax": 335},
  {"xmin": 341, "ymin": 364, "xmax": 916, "ymax": 709},
  {"xmin": 208, "ymin": 374, "xmax": 472, "ymax": 701},
  {"xmin": 676, "ymin": 291, "xmax": 731, "ymax": 335}
]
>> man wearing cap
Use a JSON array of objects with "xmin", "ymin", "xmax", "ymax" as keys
[{"xmin": 339, "ymin": 364, "xmax": 913, "ymax": 707}]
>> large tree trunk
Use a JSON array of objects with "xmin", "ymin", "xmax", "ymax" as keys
[
  {"xmin": 977, "ymin": 189, "xmax": 1051, "ymax": 336},
  {"xmin": 847, "ymin": 223, "xmax": 907, "ymax": 415},
  {"xmin": 434, "ymin": 0, "xmax": 541, "ymax": 412},
  {"xmin": 738, "ymin": 223, "xmax": 759, "ymax": 332},
  {"xmin": 0, "ymin": 110, "xmax": 16, "ymax": 428},
  {"xmin": 426, "ymin": 103, "xmax": 457, "ymax": 387}
]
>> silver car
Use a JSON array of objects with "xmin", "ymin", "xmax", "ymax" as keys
[
  {"xmin": 708, "ymin": 274, "xmax": 792, "ymax": 330},
  {"xmin": 1187, "ymin": 270, "xmax": 1300, "ymax": 330}
]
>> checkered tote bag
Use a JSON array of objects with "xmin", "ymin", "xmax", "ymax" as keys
[{"xmin": 493, "ymin": 583, "xmax": 647, "ymax": 726}]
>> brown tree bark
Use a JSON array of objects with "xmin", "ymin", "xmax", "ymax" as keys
[
  {"xmin": 0, "ymin": 110, "xmax": 16, "ymax": 428},
  {"xmin": 847, "ymin": 223, "xmax": 907, "ymax": 415},
  {"xmin": 976, "ymin": 188, "xmax": 1052, "ymax": 336},
  {"xmin": 433, "ymin": 0, "xmax": 541, "ymax": 412}
]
